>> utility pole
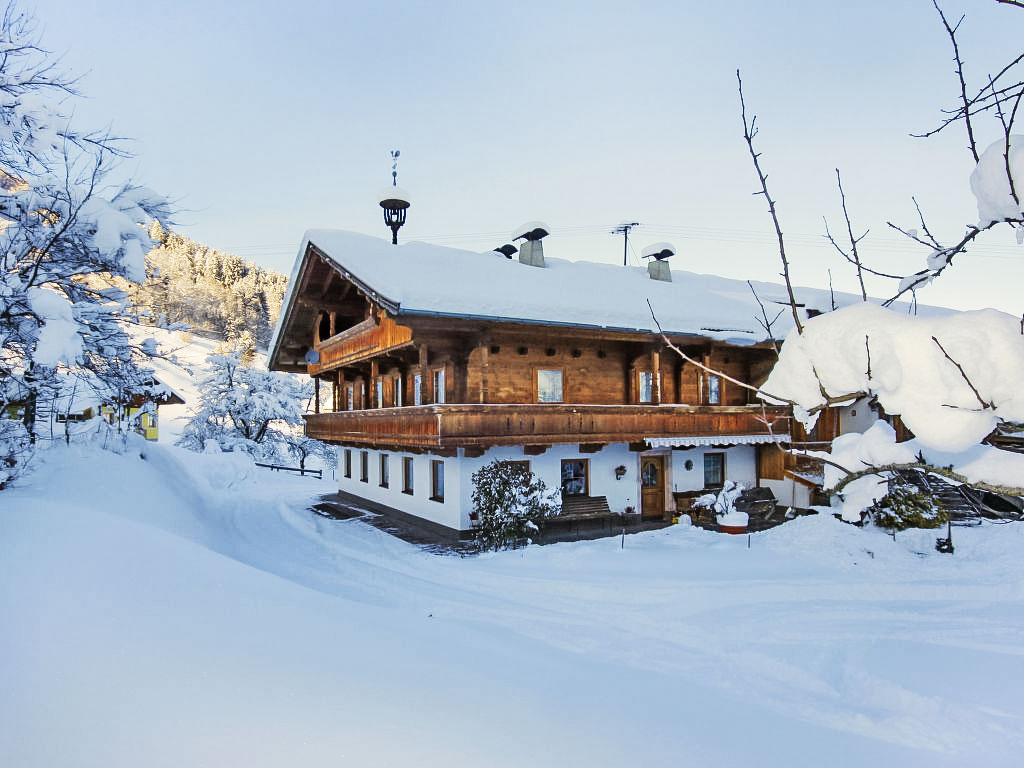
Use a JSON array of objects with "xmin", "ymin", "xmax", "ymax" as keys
[{"xmin": 611, "ymin": 221, "xmax": 640, "ymax": 266}]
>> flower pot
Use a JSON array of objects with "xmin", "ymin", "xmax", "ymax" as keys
[{"xmin": 719, "ymin": 523, "xmax": 748, "ymax": 535}]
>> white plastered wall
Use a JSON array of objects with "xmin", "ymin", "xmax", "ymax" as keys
[{"xmin": 337, "ymin": 442, "xmax": 760, "ymax": 531}]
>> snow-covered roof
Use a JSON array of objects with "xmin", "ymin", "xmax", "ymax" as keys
[{"xmin": 269, "ymin": 229, "xmax": 949, "ymax": 369}]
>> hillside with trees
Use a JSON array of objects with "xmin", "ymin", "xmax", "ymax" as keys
[{"xmin": 129, "ymin": 222, "xmax": 288, "ymax": 350}]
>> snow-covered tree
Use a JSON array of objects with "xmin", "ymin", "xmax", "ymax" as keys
[
  {"xmin": 744, "ymin": 1, "xmax": 1024, "ymax": 524},
  {"xmin": 0, "ymin": 4, "xmax": 170, "ymax": 485},
  {"xmin": 177, "ymin": 349, "xmax": 320, "ymax": 462}
]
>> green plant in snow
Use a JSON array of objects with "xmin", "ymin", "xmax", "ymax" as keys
[
  {"xmin": 470, "ymin": 460, "xmax": 560, "ymax": 551},
  {"xmin": 865, "ymin": 480, "xmax": 948, "ymax": 531}
]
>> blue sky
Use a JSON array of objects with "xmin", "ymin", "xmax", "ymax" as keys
[{"xmin": 38, "ymin": 0, "xmax": 1024, "ymax": 313}]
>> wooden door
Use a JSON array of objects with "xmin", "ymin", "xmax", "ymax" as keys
[{"xmin": 640, "ymin": 455, "xmax": 666, "ymax": 519}]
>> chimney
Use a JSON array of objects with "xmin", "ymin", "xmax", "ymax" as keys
[
  {"xmin": 642, "ymin": 242, "xmax": 675, "ymax": 282},
  {"xmin": 511, "ymin": 222, "xmax": 550, "ymax": 267}
]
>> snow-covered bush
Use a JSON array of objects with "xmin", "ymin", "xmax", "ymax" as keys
[
  {"xmin": 865, "ymin": 480, "xmax": 947, "ymax": 532},
  {"xmin": 470, "ymin": 460, "xmax": 560, "ymax": 551},
  {"xmin": 694, "ymin": 481, "xmax": 748, "ymax": 529}
]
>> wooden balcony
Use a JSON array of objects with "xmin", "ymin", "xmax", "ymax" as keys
[
  {"xmin": 309, "ymin": 316, "xmax": 413, "ymax": 374},
  {"xmin": 304, "ymin": 403, "xmax": 790, "ymax": 451}
]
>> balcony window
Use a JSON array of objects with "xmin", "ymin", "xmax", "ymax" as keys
[
  {"xmin": 433, "ymin": 368, "xmax": 446, "ymax": 404},
  {"xmin": 346, "ymin": 386, "xmax": 354, "ymax": 410},
  {"xmin": 537, "ymin": 369, "xmax": 563, "ymax": 403},
  {"xmin": 393, "ymin": 376, "xmax": 402, "ymax": 407},
  {"xmin": 638, "ymin": 371, "xmax": 653, "ymax": 403},
  {"xmin": 560, "ymin": 459, "xmax": 588, "ymax": 497},
  {"xmin": 413, "ymin": 374, "xmax": 422, "ymax": 406},
  {"xmin": 704, "ymin": 452, "xmax": 725, "ymax": 488},
  {"xmin": 706, "ymin": 375, "xmax": 722, "ymax": 405},
  {"xmin": 379, "ymin": 453, "xmax": 389, "ymax": 488},
  {"xmin": 402, "ymin": 456, "xmax": 414, "ymax": 494},
  {"xmin": 376, "ymin": 380, "xmax": 383, "ymax": 409},
  {"xmin": 430, "ymin": 460, "xmax": 444, "ymax": 502}
]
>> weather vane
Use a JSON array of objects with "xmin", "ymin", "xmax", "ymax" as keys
[{"xmin": 390, "ymin": 149, "xmax": 400, "ymax": 186}]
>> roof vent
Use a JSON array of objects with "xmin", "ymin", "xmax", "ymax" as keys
[
  {"xmin": 512, "ymin": 221, "xmax": 549, "ymax": 267},
  {"xmin": 642, "ymin": 241, "xmax": 675, "ymax": 282},
  {"xmin": 493, "ymin": 243, "xmax": 518, "ymax": 259}
]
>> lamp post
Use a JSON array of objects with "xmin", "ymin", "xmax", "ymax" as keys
[{"xmin": 379, "ymin": 149, "xmax": 410, "ymax": 245}]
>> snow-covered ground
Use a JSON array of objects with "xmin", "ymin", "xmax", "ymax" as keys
[{"xmin": 2, "ymin": 438, "xmax": 1022, "ymax": 767}]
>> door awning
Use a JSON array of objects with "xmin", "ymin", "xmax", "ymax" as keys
[{"xmin": 643, "ymin": 434, "xmax": 788, "ymax": 449}]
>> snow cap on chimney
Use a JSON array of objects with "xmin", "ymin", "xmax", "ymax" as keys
[
  {"xmin": 511, "ymin": 221, "xmax": 549, "ymax": 267},
  {"xmin": 642, "ymin": 242, "xmax": 675, "ymax": 282}
]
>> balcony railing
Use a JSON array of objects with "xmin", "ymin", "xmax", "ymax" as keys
[
  {"xmin": 304, "ymin": 403, "xmax": 789, "ymax": 450},
  {"xmin": 309, "ymin": 316, "xmax": 413, "ymax": 374}
]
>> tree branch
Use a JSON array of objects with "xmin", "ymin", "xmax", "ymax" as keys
[{"xmin": 737, "ymin": 69, "xmax": 803, "ymax": 334}]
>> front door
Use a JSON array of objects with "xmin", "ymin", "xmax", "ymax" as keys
[{"xmin": 640, "ymin": 455, "xmax": 666, "ymax": 519}]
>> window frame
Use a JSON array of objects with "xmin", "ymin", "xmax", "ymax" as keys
[
  {"xmin": 706, "ymin": 374, "xmax": 722, "ymax": 405},
  {"xmin": 432, "ymin": 367, "xmax": 446, "ymax": 404},
  {"xmin": 638, "ymin": 370, "xmax": 654, "ymax": 403},
  {"xmin": 393, "ymin": 375, "xmax": 402, "ymax": 407},
  {"xmin": 430, "ymin": 459, "xmax": 445, "ymax": 503},
  {"xmin": 703, "ymin": 452, "xmax": 725, "ymax": 489},
  {"xmin": 402, "ymin": 456, "xmax": 414, "ymax": 495},
  {"xmin": 560, "ymin": 458, "xmax": 589, "ymax": 497},
  {"xmin": 535, "ymin": 367, "xmax": 564, "ymax": 403}
]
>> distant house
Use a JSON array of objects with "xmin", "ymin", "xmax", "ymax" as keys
[
  {"xmin": 267, "ymin": 229, "xmax": 864, "ymax": 532},
  {"xmin": 4, "ymin": 375, "xmax": 184, "ymax": 442}
]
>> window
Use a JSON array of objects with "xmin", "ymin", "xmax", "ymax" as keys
[
  {"xmin": 433, "ymin": 368, "xmax": 446, "ymax": 404},
  {"xmin": 376, "ymin": 380, "xmax": 383, "ymax": 408},
  {"xmin": 507, "ymin": 460, "xmax": 531, "ymax": 475},
  {"xmin": 537, "ymin": 369, "xmax": 563, "ymax": 403},
  {"xmin": 430, "ymin": 460, "xmax": 444, "ymax": 502},
  {"xmin": 346, "ymin": 386, "xmax": 354, "ymax": 410},
  {"xmin": 638, "ymin": 371, "xmax": 653, "ymax": 403},
  {"xmin": 360, "ymin": 451, "xmax": 369, "ymax": 482},
  {"xmin": 413, "ymin": 374, "xmax": 422, "ymax": 406},
  {"xmin": 704, "ymin": 453, "xmax": 725, "ymax": 488},
  {"xmin": 343, "ymin": 448, "xmax": 352, "ymax": 478},
  {"xmin": 402, "ymin": 457, "xmax": 414, "ymax": 494},
  {"xmin": 379, "ymin": 453, "xmax": 389, "ymax": 488},
  {"xmin": 560, "ymin": 459, "xmax": 588, "ymax": 497},
  {"xmin": 707, "ymin": 375, "xmax": 722, "ymax": 405},
  {"xmin": 393, "ymin": 376, "xmax": 402, "ymax": 407},
  {"xmin": 641, "ymin": 459, "xmax": 659, "ymax": 488}
]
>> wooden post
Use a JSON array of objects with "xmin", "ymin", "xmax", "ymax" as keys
[
  {"xmin": 314, "ymin": 376, "xmax": 320, "ymax": 414},
  {"xmin": 370, "ymin": 359, "xmax": 379, "ymax": 408},
  {"xmin": 651, "ymin": 348, "xmax": 661, "ymax": 404},
  {"xmin": 479, "ymin": 339, "xmax": 489, "ymax": 404},
  {"xmin": 418, "ymin": 344, "xmax": 430, "ymax": 404}
]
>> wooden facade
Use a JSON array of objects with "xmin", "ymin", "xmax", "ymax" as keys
[{"xmin": 270, "ymin": 241, "xmax": 790, "ymax": 454}]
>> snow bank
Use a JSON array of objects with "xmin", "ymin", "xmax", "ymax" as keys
[{"xmin": 2, "ymin": 443, "xmax": 1024, "ymax": 766}]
